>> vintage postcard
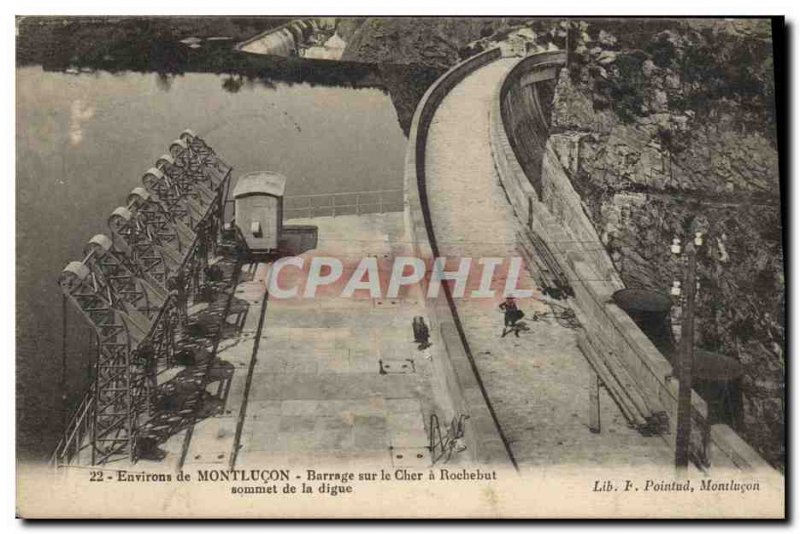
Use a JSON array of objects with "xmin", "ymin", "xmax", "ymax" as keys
[{"xmin": 15, "ymin": 15, "xmax": 785, "ymax": 519}]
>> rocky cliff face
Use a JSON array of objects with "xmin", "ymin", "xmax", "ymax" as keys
[
  {"xmin": 377, "ymin": 64, "xmax": 442, "ymax": 136},
  {"xmin": 342, "ymin": 17, "xmax": 510, "ymax": 68},
  {"xmin": 548, "ymin": 19, "xmax": 783, "ymax": 469}
]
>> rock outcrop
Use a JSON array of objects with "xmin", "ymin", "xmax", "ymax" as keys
[
  {"xmin": 547, "ymin": 19, "xmax": 784, "ymax": 469},
  {"xmin": 342, "ymin": 17, "xmax": 509, "ymax": 68}
]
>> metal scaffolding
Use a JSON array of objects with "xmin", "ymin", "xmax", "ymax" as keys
[{"xmin": 52, "ymin": 130, "xmax": 232, "ymax": 467}]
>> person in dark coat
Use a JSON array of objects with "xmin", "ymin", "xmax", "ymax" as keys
[
  {"xmin": 499, "ymin": 296, "xmax": 525, "ymax": 337},
  {"xmin": 412, "ymin": 316, "xmax": 431, "ymax": 350}
]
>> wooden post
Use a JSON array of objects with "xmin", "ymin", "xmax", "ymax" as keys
[
  {"xmin": 91, "ymin": 353, "xmax": 99, "ymax": 466},
  {"xmin": 675, "ymin": 242, "xmax": 697, "ymax": 470},
  {"xmin": 589, "ymin": 371, "xmax": 601, "ymax": 433},
  {"xmin": 87, "ymin": 326, "xmax": 94, "ymax": 384},
  {"xmin": 61, "ymin": 295, "xmax": 68, "ymax": 433}
]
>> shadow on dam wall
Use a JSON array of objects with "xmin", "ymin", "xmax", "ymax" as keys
[
  {"xmin": 499, "ymin": 64, "xmax": 559, "ymax": 199},
  {"xmin": 499, "ymin": 56, "xmax": 681, "ymax": 376}
]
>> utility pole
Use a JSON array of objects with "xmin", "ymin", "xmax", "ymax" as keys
[
  {"xmin": 672, "ymin": 232, "xmax": 703, "ymax": 471},
  {"xmin": 588, "ymin": 372, "xmax": 601, "ymax": 433},
  {"xmin": 61, "ymin": 295, "xmax": 68, "ymax": 433}
]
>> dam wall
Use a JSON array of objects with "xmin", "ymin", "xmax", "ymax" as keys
[
  {"xmin": 236, "ymin": 19, "xmax": 314, "ymax": 56},
  {"xmin": 499, "ymin": 52, "xmax": 560, "ymax": 197},
  {"xmin": 404, "ymin": 47, "xmax": 515, "ymax": 466},
  {"xmin": 490, "ymin": 51, "xmax": 772, "ymax": 472}
]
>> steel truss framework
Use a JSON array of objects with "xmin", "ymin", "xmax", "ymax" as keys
[{"xmin": 53, "ymin": 131, "xmax": 232, "ymax": 466}]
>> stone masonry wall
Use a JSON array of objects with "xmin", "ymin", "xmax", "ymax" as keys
[
  {"xmin": 404, "ymin": 47, "xmax": 514, "ymax": 466},
  {"xmin": 492, "ymin": 51, "xmax": 774, "ymax": 472}
]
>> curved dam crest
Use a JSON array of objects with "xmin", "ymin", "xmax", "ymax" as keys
[{"xmin": 404, "ymin": 46, "xmax": 773, "ymax": 472}]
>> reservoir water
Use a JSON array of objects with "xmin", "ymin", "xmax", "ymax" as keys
[{"xmin": 16, "ymin": 63, "xmax": 409, "ymax": 461}]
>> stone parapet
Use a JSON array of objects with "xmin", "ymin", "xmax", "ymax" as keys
[
  {"xmin": 490, "ymin": 51, "xmax": 773, "ymax": 473},
  {"xmin": 403, "ymin": 47, "xmax": 515, "ymax": 467}
]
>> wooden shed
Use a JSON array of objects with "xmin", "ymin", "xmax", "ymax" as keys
[{"xmin": 233, "ymin": 171, "xmax": 286, "ymax": 252}]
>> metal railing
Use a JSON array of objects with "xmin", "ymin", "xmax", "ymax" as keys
[
  {"xmin": 429, "ymin": 413, "xmax": 469, "ymax": 465},
  {"xmin": 50, "ymin": 386, "xmax": 95, "ymax": 468},
  {"xmin": 283, "ymin": 189, "xmax": 403, "ymax": 219}
]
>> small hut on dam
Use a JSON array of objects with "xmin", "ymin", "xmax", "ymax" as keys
[{"xmin": 232, "ymin": 171, "xmax": 286, "ymax": 253}]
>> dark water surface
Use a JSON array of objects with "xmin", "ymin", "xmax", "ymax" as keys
[{"xmin": 16, "ymin": 64, "xmax": 409, "ymax": 461}]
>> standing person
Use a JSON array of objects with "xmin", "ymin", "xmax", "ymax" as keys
[
  {"xmin": 412, "ymin": 316, "xmax": 431, "ymax": 350},
  {"xmin": 499, "ymin": 296, "xmax": 524, "ymax": 337}
]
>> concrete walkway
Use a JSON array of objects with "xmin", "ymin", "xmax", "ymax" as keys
[
  {"xmin": 424, "ymin": 59, "xmax": 673, "ymax": 466},
  {"xmin": 235, "ymin": 213, "xmax": 457, "ymax": 469},
  {"xmin": 133, "ymin": 213, "xmax": 469, "ymax": 473}
]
